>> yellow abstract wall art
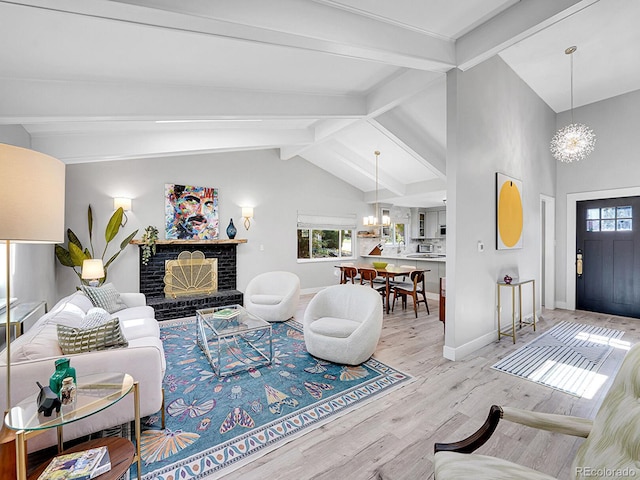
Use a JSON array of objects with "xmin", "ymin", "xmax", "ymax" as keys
[{"xmin": 496, "ymin": 172, "xmax": 523, "ymax": 249}]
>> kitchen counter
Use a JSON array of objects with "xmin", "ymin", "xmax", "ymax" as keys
[
  {"xmin": 361, "ymin": 253, "xmax": 446, "ymax": 263},
  {"xmin": 360, "ymin": 253, "xmax": 446, "ymax": 295}
]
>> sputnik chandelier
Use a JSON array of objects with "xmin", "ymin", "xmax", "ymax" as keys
[{"xmin": 550, "ymin": 46, "xmax": 596, "ymax": 163}]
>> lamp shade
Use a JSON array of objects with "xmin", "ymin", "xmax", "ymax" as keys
[
  {"xmin": 81, "ymin": 259, "xmax": 105, "ymax": 280},
  {"xmin": 113, "ymin": 197, "xmax": 132, "ymax": 211},
  {"xmin": 242, "ymin": 207, "xmax": 254, "ymax": 219},
  {"xmin": 0, "ymin": 144, "xmax": 65, "ymax": 243}
]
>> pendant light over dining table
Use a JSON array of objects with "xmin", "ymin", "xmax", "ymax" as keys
[
  {"xmin": 550, "ymin": 46, "xmax": 596, "ymax": 163},
  {"xmin": 363, "ymin": 150, "xmax": 390, "ymax": 227}
]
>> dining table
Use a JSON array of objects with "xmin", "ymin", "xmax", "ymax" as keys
[{"xmin": 337, "ymin": 263, "xmax": 425, "ymax": 314}]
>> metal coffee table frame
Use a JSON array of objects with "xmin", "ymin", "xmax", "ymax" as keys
[{"xmin": 196, "ymin": 304, "xmax": 272, "ymax": 377}]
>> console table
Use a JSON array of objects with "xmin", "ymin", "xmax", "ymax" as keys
[
  {"xmin": 0, "ymin": 301, "xmax": 46, "ymax": 342},
  {"xmin": 5, "ymin": 372, "xmax": 141, "ymax": 480},
  {"xmin": 497, "ymin": 279, "xmax": 536, "ymax": 343}
]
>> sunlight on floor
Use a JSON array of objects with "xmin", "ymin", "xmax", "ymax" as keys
[
  {"xmin": 573, "ymin": 331, "xmax": 632, "ymax": 350},
  {"xmin": 528, "ymin": 360, "xmax": 609, "ymax": 399}
]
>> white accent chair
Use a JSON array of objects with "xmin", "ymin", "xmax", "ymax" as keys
[
  {"xmin": 303, "ymin": 284, "xmax": 383, "ymax": 365},
  {"xmin": 244, "ymin": 271, "xmax": 300, "ymax": 322},
  {"xmin": 434, "ymin": 340, "xmax": 640, "ymax": 479}
]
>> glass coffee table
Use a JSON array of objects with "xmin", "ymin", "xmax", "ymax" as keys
[{"xmin": 196, "ymin": 305, "xmax": 272, "ymax": 377}]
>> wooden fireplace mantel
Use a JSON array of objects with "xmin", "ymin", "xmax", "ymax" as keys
[{"xmin": 131, "ymin": 239, "xmax": 247, "ymax": 245}]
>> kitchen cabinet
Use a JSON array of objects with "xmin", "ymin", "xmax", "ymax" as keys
[
  {"xmin": 438, "ymin": 209, "xmax": 446, "ymax": 228},
  {"xmin": 425, "ymin": 211, "xmax": 438, "ymax": 238},
  {"xmin": 410, "ymin": 208, "xmax": 426, "ymax": 238}
]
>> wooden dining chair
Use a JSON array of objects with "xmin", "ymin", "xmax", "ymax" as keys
[
  {"xmin": 358, "ymin": 268, "xmax": 387, "ymax": 305},
  {"xmin": 392, "ymin": 270, "xmax": 430, "ymax": 317},
  {"xmin": 340, "ymin": 266, "xmax": 359, "ymax": 284}
]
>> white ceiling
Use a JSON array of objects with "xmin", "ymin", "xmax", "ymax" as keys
[{"xmin": 1, "ymin": 0, "xmax": 638, "ymax": 208}]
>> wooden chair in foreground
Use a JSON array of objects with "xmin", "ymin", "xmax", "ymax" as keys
[
  {"xmin": 433, "ymin": 341, "xmax": 640, "ymax": 479},
  {"xmin": 391, "ymin": 270, "xmax": 429, "ymax": 317}
]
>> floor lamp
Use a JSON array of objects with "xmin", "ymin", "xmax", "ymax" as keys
[{"xmin": 0, "ymin": 144, "xmax": 65, "ymax": 478}]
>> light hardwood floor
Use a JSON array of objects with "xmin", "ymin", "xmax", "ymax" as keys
[{"xmin": 222, "ymin": 293, "xmax": 640, "ymax": 480}]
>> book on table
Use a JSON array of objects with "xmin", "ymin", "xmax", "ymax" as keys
[
  {"xmin": 37, "ymin": 445, "xmax": 111, "ymax": 480},
  {"xmin": 212, "ymin": 308, "xmax": 241, "ymax": 320}
]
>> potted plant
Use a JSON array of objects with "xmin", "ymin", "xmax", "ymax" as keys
[
  {"xmin": 141, "ymin": 225, "xmax": 159, "ymax": 266},
  {"xmin": 55, "ymin": 205, "xmax": 138, "ymax": 285}
]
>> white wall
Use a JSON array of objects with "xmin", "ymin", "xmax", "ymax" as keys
[
  {"xmin": 555, "ymin": 89, "xmax": 640, "ymax": 309},
  {"xmin": 57, "ymin": 149, "xmax": 369, "ymax": 299},
  {"xmin": 0, "ymin": 126, "xmax": 60, "ymax": 310},
  {"xmin": 444, "ymin": 56, "xmax": 557, "ymax": 360}
]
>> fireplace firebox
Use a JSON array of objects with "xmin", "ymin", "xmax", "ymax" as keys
[{"xmin": 135, "ymin": 239, "xmax": 246, "ymax": 321}]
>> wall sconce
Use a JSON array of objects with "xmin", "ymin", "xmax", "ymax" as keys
[
  {"xmin": 242, "ymin": 207, "xmax": 254, "ymax": 230},
  {"xmin": 113, "ymin": 197, "xmax": 132, "ymax": 226}
]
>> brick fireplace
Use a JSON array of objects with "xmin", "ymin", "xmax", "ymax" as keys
[{"xmin": 136, "ymin": 239, "xmax": 246, "ymax": 321}]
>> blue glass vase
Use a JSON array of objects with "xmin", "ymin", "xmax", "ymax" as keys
[{"xmin": 226, "ymin": 218, "xmax": 237, "ymax": 239}]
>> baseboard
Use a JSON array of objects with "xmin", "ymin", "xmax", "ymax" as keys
[
  {"xmin": 554, "ymin": 301, "xmax": 568, "ymax": 310},
  {"xmin": 443, "ymin": 330, "xmax": 497, "ymax": 361}
]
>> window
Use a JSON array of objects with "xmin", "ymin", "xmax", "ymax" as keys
[
  {"xmin": 586, "ymin": 206, "xmax": 632, "ymax": 232},
  {"xmin": 297, "ymin": 213, "xmax": 356, "ymax": 261}
]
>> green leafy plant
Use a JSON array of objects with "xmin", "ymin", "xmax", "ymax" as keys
[
  {"xmin": 141, "ymin": 225, "xmax": 159, "ymax": 266},
  {"xmin": 55, "ymin": 205, "xmax": 138, "ymax": 285}
]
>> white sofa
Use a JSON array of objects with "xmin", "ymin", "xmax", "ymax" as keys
[{"xmin": 0, "ymin": 290, "xmax": 165, "ymax": 452}]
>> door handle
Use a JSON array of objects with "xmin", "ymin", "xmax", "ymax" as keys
[{"xmin": 576, "ymin": 249, "xmax": 583, "ymax": 277}]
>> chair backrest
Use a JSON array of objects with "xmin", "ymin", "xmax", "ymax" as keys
[
  {"xmin": 410, "ymin": 270, "xmax": 425, "ymax": 291},
  {"xmin": 341, "ymin": 266, "xmax": 358, "ymax": 284},
  {"xmin": 359, "ymin": 268, "xmax": 378, "ymax": 287},
  {"xmin": 307, "ymin": 284, "xmax": 382, "ymax": 325},
  {"xmin": 246, "ymin": 271, "xmax": 300, "ymax": 295},
  {"xmin": 571, "ymin": 341, "xmax": 640, "ymax": 478}
]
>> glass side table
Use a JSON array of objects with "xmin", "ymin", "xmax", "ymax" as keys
[
  {"xmin": 196, "ymin": 304, "xmax": 273, "ymax": 377},
  {"xmin": 5, "ymin": 372, "xmax": 141, "ymax": 480}
]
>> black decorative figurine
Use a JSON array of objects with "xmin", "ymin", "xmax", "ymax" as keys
[{"xmin": 37, "ymin": 381, "xmax": 61, "ymax": 417}]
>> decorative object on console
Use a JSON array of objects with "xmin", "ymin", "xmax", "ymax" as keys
[
  {"xmin": 81, "ymin": 258, "xmax": 105, "ymax": 287},
  {"xmin": 60, "ymin": 376, "xmax": 76, "ymax": 406},
  {"xmin": 503, "ymin": 275, "xmax": 512, "ymax": 284},
  {"xmin": 55, "ymin": 205, "xmax": 139, "ymax": 286},
  {"xmin": 495, "ymin": 172, "xmax": 523, "ymax": 250},
  {"xmin": 226, "ymin": 218, "xmax": 237, "ymax": 239},
  {"xmin": 550, "ymin": 46, "xmax": 596, "ymax": 163},
  {"xmin": 140, "ymin": 225, "xmax": 159, "ymax": 266},
  {"xmin": 242, "ymin": 207, "xmax": 254, "ymax": 230},
  {"xmin": 49, "ymin": 357, "xmax": 77, "ymax": 396},
  {"xmin": 363, "ymin": 151, "xmax": 391, "ymax": 228},
  {"xmin": 36, "ymin": 381, "xmax": 61, "ymax": 417},
  {"xmin": 0, "ymin": 143, "xmax": 65, "ymax": 479},
  {"xmin": 165, "ymin": 184, "xmax": 219, "ymax": 240},
  {"xmin": 113, "ymin": 197, "xmax": 132, "ymax": 226}
]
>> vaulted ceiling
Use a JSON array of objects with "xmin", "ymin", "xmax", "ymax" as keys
[{"xmin": 1, "ymin": 0, "xmax": 638, "ymax": 207}]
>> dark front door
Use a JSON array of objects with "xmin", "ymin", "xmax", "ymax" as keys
[{"xmin": 576, "ymin": 197, "xmax": 640, "ymax": 318}]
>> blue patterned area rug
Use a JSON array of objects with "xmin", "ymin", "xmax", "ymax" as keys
[
  {"xmin": 134, "ymin": 317, "xmax": 413, "ymax": 479},
  {"xmin": 491, "ymin": 321, "xmax": 626, "ymax": 398}
]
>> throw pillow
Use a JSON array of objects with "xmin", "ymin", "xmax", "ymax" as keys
[
  {"xmin": 81, "ymin": 307, "xmax": 111, "ymax": 329},
  {"xmin": 81, "ymin": 283, "xmax": 126, "ymax": 314},
  {"xmin": 57, "ymin": 319, "xmax": 129, "ymax": 355}
]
